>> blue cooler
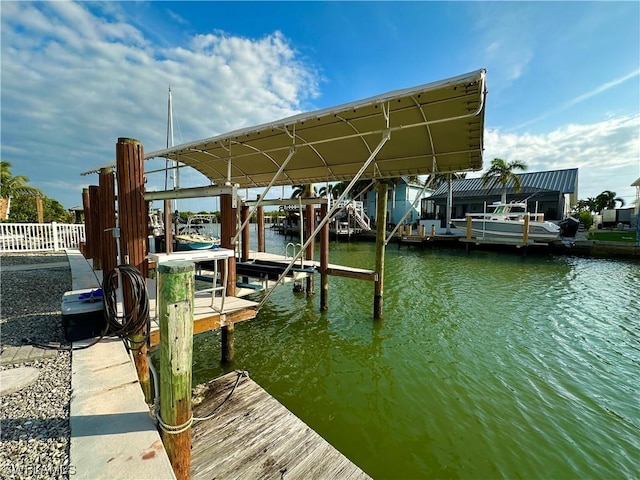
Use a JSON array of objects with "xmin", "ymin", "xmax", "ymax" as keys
[{"xmin": 61, "ymin": 288, "xmax": 106, "ymax": 342}]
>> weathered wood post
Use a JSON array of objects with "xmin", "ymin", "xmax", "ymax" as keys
[
  {"xmin": 35, "ymin": 195, "xmax": 44, "ymax": 224},
  {"xmin": 257, "ymin": 195, "xmax": 265, "ymax": 253},
  {"xmin": 164, "ymin": 199, "xmax": 173, "ymax": 253},
  {"xmin": 99, "ymin": 168, "xmax": 117, "ymax": 281},
  {"xmin": 158, "ymin": 260, "xmax": 194, "ymax": 480},
  {"xmin": 320, "ymin": 202, "xmax": 329, "ymax": 311},
  {"xmin": 115, "ymin": 137, "xmax": 152, "ymax": 403},
  {"xmin": 81, "ymin": 188, "xmax": 92, "ymax": 258},
  {"xmin": 220, "ymin": 192, "xmax": 237, "ymax": 363},
  {"xmin": 373, "ymin": 182, "xmax": 388, "ymax": 320},
  {"xmin": 89, "ymin": 185, "xmax": 102, "ymax": 270},
  {"xmin": 305, "ymin": 203, "xmax": 315, "ymax": 295},
  {"xmin": 241, "ymin": 204, "xmax": 250, "ymax": 261},
  {"xmin": 241, "ymin": 203, "xmax": 250, "ymax": 285},
  {"xmin": 523, "ymin": 214, "xmax": 530, "ymax": 245}
]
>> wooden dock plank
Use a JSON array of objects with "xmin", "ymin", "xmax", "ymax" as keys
[
  {"xmin": 191, "ymin": 372, "xmax": 371, "ymax": 480},
  {"xmin": 147, "ymin": 279, "xmax": 258, "ymax": 348},
  {"xmin": 248, "ymin": 250, "xmax": 378, "ymax": 281}
]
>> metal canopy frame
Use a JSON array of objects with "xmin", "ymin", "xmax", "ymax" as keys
[
  {"xmin": 82, "ymin": 69, "xmax": 487, "ymax": 313},
  {"xmin": 141, "ymin": 69, "xmax": 486, "ymax": 188}
]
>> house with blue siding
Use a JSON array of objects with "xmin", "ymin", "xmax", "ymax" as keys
[{"xmin": 362, "ymin": 177, "xmax": 434, "ymax": 226}]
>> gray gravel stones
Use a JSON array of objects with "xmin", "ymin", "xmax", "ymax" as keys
[{"xmin": 1, "ymin": 253, "xmax": 73, "ymax": 479}]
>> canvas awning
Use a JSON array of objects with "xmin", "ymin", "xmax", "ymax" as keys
[{"xmin": 143, "ymin": 69, "xmax": 487, "ymax": 189}]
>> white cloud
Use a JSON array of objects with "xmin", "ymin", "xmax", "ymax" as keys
[
  {"xmin": 483, "ymin": 115, "xmax": 640, "ymax": 204},
  {"xmin": 0, "ymin": 2, "xmax": 320, "ymax": 208}
]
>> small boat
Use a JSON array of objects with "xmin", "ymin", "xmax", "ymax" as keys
[
  {"xmin": 451, "ymin": 202, "xmax": 561, "ymax": 243},
  {"xmin": 175, "ymin": 214, "xmax": 221, "ymax": 250}
]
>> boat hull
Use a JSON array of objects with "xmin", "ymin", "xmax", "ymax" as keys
[{"xmin": 451, "ymin": 219, "xmax": 560, "ymax": 243}]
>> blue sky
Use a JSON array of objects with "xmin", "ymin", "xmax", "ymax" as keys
[{"xmin": 1, "ymin": 1, "xmax": 638, "ymax": 211}]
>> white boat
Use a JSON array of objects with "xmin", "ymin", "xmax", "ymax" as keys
[
  {"xmin": 175, "ymin": 214, "xmax": 221, "ymax": 250},
  {"xmin": 451, "ymin": 202, "xmax": 560, "ymax": 243}
]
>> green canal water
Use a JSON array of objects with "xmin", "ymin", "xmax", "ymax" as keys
[{"xmin": 187, "ymin": 230, "xmax": 639, "ymax": 479}]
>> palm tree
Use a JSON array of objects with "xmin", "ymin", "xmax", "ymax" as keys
[
  {"xmin": 481, "ymin": 158, "xmax": 528, "ymax": 203},
  {"xmin": 1, "ymin": 161, "xmax": 42, "ymax": 197},
  {"xmin": 595, "ymin": 190, "xmax": 625, "ymax": 212},
  {"xmin": 290, "ymin": 184, "xmax": 317, "ymax": 199}
]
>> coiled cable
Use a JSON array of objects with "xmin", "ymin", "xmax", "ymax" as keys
[{"xmin": 26, "ymin": 264, "xmax": 150, "ymax": 351}]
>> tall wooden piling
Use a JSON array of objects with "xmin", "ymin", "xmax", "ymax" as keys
[
  {"xmin": 320, "ymin": 202, "xmax": 329, "ymax": 311},
  {"xmin": 241, "ymin": 204, "xmax": 250, "ymax": 262},
  {"xmin": 373, "ymin": 182, "xmax": 388, "ymax": 320},
  {"xmin": 157, "ymin": 261, "xmax": 194, "ymax": 480},
  {"xmin": 99, "ymin": 168, "xmax": 117, "ymax": 280},
  {"xmin": 164, "ymin": 199, "xmax": 173, "ymax": 253},
  {"xmin": 220, "ymin": 193, "xmax": 237, "ymax": 362},
  {"xmin": 115, "ymin": 137, "xmax": 152, "ymax": 403},
  {"xmin": 89, "ymin": 185, "xmax": 102, "ymax": 270},
  {"xmin": 35, "ymin": 195, "xmax": 44, "ymax": 223},
  {"xmin": 305, "ymin": 203, "xmax": 315, "ymax": 295},
  {"xmin": 257, "ymin": 196, "xmax": 265, "ymax": 253},
  {"xmin": 81, "ymin": 188, "xmax": 92, "ymax": 258}
]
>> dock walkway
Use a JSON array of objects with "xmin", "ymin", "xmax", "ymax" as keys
[
  {"xmin": 65, "ymin": 250, "xmax": 176, "ymax": 480},
  {"xmin": 191, "ymin": 371, "xmax": 371, "ymax": 479}
]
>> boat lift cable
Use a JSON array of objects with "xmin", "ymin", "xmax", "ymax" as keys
[
  {"xmin": 256, "ymin": 130, "xmax": 391, "ymax": 311},
  {"xmin": 24, "ymin": 265, "xmax": 150, "ymax": 352}
]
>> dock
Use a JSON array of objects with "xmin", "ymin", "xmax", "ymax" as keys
[
  {"xmin": 191, "ymin": 371, "xmax": 371, "ymax": 479},
  {"xmin": 246, "ymin": 250, "xmax": 378, "ymax": 282}
]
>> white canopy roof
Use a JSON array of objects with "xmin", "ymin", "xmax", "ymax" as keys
[{"xmin": 84, "ymin": 69, "xmax": 486, "ymax": 187}]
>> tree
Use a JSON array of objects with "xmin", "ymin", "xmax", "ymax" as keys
[
  {"xmin": 595, "ymin": 190, "xmax": 625, "ymax": 212},
  {"xmin": 481, "ymin": 158, "xmax": 528, "ymax": 203},
  {"xmin": 8, "ymin": 194, "xmax": 72, "ymax": 223},
  {"xmin": 290, "ymin": 184, "xmax": 317, "ymax": 199},
  {"xmin": 1, "ymin": 161, "xmax": 42, "ymax": 197}
]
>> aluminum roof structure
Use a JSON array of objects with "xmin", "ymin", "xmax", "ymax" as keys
[
  {"xmin": 429, "ymin": 168, "xmax": 579, "ymax": 199},
  {"xmin": 136, "ymin": 69, "xmax": 487, "ymax": 189}
]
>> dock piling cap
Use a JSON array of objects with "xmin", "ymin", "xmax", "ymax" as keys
[{"xmin": 158, "ymin": 260, "xmax": 195, "ymax": 274}]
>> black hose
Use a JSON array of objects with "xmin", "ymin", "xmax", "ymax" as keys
[
  {"xmin": 26, "ymin": 264, "xmax": 150, "ymax": 352},
  {"xmin": 102, "ymin": 264, "xmax": 150, "ymax": 351}
]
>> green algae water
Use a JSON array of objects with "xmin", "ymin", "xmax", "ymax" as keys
[{"xmin": 188, "ymin": 230, "xmax": 639, "ymax": 479}]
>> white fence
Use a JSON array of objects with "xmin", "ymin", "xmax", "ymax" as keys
[{"xmin": 0, "ymin": 222, "xmax": 86, "ymax": 253}]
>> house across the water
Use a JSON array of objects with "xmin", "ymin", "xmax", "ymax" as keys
[{"xmin": 421, "ymin": 168, "xmax": 579, "ymax": 226}]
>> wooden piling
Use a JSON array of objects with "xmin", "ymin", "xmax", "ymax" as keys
[
  {"xmin": 115, "ymin": 137, "xmax": 152, "ymax": 403},
  {"xmin": 241, "ymin": 204, "xmax": 250, "ymax": 262},
  {"xmin": 99, "ymin": 168, "xmax": 117, "ymax": 281},
  {"xmin": 36, "ymin": 195, "xmax": 44, "ymax": 224},
  {"xmin": 305, "ymin": 203, "xmax": 315, "ymax": 295},
  {"xmin": 89, "ymin": 185, "xmax": 102, "ymax": 270},
  {"xmin": 373, "ymin": 182, "xmax": 388, "ymax": 320},
  {"xmin": 320, "ymin": 202, "xmax": 329, "ymax": 311},
  {"xmin": 257, "ymin": 196, "xmax": 265, "ymax": 253},
  {"xmin": 466, "ymin": 215, "xmax": 473, "ymax": 241},
  {"xmin": 523, "ymin": 214, "xmax": 530, "ymax": 245},
  {"xmin": 221, "ymin": 323, "xmax": 235, "ymax": 364},
  {"xmin": 164, "ymin": 199, "xmax": 173, "ymax": 253},
  {"xmin": 81, "ymin": 188, "xmax": 92, "ymax": 259},
  {"xmin": 220, "ymin": 193, "xmax": 237, "ymax": 363},
  {"xmin": 157, "ymin": 260, "xmax": 194, "ymax": 480}
]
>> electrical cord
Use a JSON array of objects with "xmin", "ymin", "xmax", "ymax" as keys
[
  {"xmin": 103, "ymin": 264, "xmax": 150, "ymax": 351},
  {"xmin": 24, "ymin": 264, "xmax": 150, "ymax": 352}
]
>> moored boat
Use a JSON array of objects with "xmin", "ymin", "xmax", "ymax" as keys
[
  {"xmin": 451, "ymin": 202, "xmax": 561, "ymax": 243},
  {"xmin": 175, "ymin": 214, "xmax": 221, "ymax": 250}
]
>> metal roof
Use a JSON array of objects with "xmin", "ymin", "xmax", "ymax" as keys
[
  {"xmin": 83, "ymin": 70, "xmax": 487, "ymax": 188},
  {"xmin": 429, "ymin": 168, "xmax": 579, "ymax": 199}
]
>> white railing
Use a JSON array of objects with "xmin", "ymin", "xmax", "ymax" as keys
[{"xmin": 0, "ymin": 223, "xmax": 86, "ymax": 253}]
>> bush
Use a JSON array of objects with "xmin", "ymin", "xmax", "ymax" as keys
[{"xmin": 578, "ymin": 210, "xmax": 594, "ymax": 229}]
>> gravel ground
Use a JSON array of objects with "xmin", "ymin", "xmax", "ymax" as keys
[{"xmin": 1, "ymin": 253, "xmax": 73, "ymax": 480}]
